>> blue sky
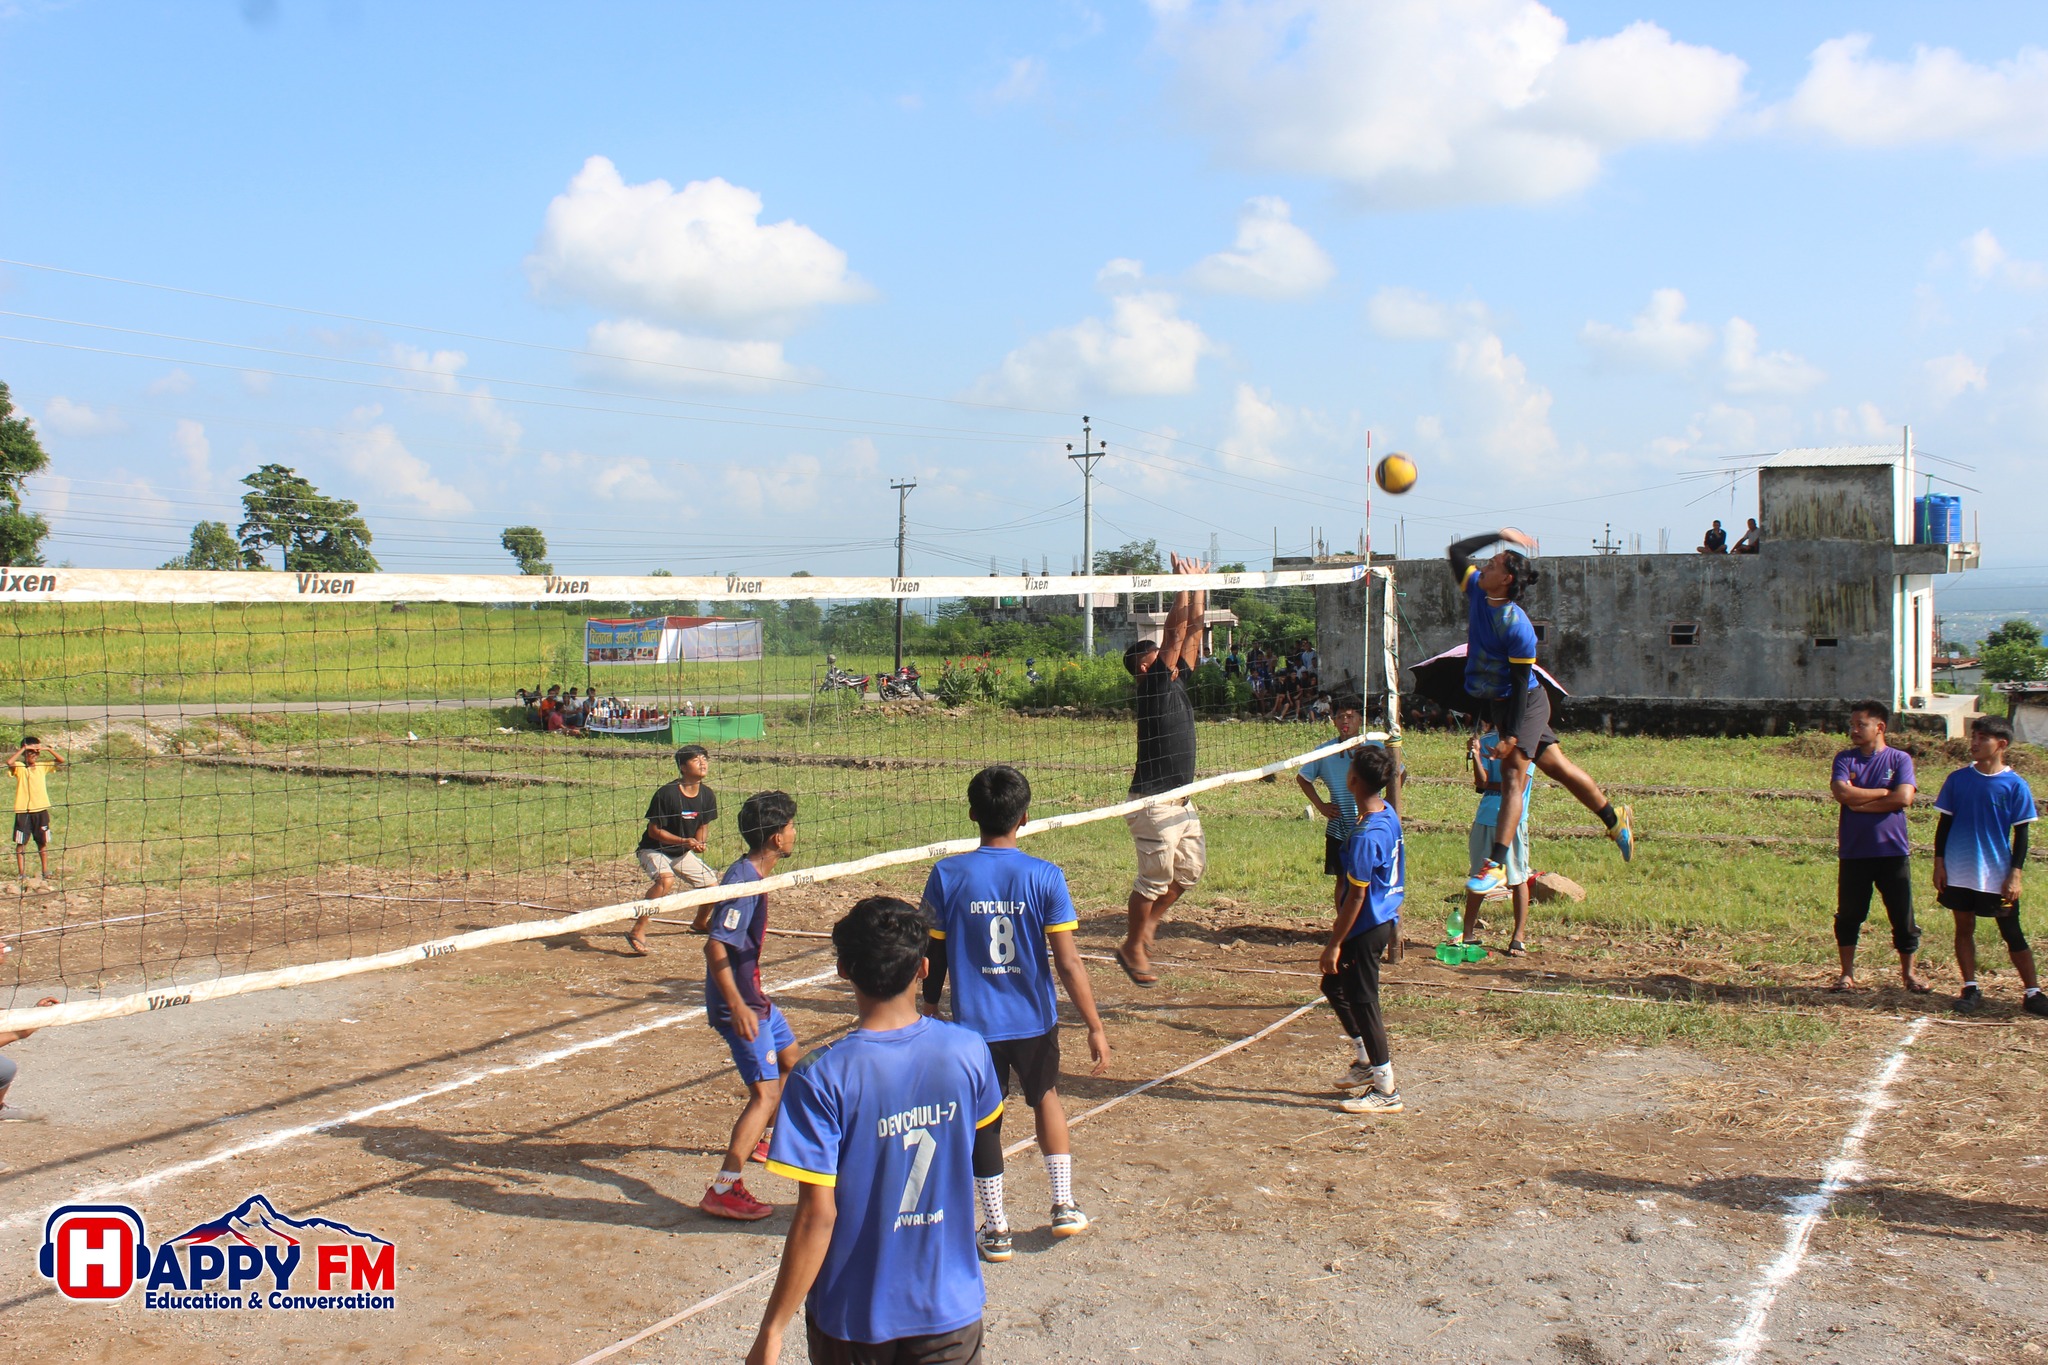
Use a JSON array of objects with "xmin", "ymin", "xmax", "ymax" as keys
[{"xmin": 2, "ymin": 1, "xmax": 2045, "ymax": 619}]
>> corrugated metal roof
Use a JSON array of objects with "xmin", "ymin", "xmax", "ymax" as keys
[{"xmin": 1753, "ymin": 445, "xmax": 1906, "ymax": 469}]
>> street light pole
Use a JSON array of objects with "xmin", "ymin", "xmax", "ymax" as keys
[
  {"xmin": 1067, "ymin": 417, "xmax": 1105, "ymax": 657},
  {"xmin": 890, "ymin": 478, "xmax": 916, "ymax": 671}
]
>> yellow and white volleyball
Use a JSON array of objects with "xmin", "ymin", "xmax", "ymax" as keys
[{"xmin": 1374, "ymin": 452, "xmax": 1418, "ymax": 495}]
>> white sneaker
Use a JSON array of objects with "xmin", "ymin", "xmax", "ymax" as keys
[
  {"xmin": 1340, "ymin": 1089, "xmax": 1404, "ymax": 1115},
  {"xmin": 1332, "ymin": 1060, "xmax": 1375, "ymax": 1092}
]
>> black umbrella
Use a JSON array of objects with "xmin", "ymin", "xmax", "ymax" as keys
[{"xmin": 1407, "ymin": 643, "xmax": 1568, "ymax": 720}]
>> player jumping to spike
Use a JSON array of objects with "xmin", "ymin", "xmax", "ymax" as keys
[{"xmin": 1447, "ymin": 531, "xmax": 1633, "ymax": 898}]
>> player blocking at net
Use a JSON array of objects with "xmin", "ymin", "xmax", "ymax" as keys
[
  {"xmin": 1448, "ymin": 530, "xmax": 1634, "ymax": 898},
  {"xmin": 700, "ymin": 790, "xmax": 803, "ymax": 1222},
  {"xmin": 922, "ymin": 765, "xmax": 1110, "ymax": 1262},
  {"xmin": 749, "ymin": 896, "xmax": 1005, "ymax": 1365}
]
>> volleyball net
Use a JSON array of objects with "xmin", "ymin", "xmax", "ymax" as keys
[{"xmin": 0, "ymin": 563, "xmax": 1397, "ymax": 1030}]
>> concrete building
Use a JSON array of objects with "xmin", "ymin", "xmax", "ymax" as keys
[
  {"xmin": 1310, "ymin": 438, "xmax": 1981, "ymax": 735},
  {"xmin": 2001, "ymin": 683, "xmax": 2048, "ymax": 748}
]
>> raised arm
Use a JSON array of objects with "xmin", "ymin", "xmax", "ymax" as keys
[{"xmin": 1155, "ymin": 553, "xmax": 1194, "ymax": 670}]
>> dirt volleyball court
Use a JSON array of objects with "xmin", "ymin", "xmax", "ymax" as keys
[{"xmin": 0, "ymin": 885, "xmax": 2042, "ymax": 1364}]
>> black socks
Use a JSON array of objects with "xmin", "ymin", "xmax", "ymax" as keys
[
  {"xmin": 1596, "ymin": 802, "xmax": 1618, "ymax": 831},
  {"xmin": 1490, "ymin": 842, "xmax": 1509, "ymax": 866}
]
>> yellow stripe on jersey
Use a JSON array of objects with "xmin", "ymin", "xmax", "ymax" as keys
[
  {"xmin": 975, "ymin": 1101, "xmax": 1005, "ymax": 1129},
  {"xmin": 764, "ymin": 1160, "xmax": 837, "ymax": 1187},
  {"xmin": 927, "ymin": 928, "xmax": 947, "ymax": 940},
  {"xmin": 1346, "ymin": 873, "xmax": 1368, "ymax": 888},
  {"xmin": 1046, "ymin": 921, "xmax": 1077, "ymax": 933},
  {"xmin": 1460, "ymin": 564, "xmax": 1478, "ymax": 588},
  {"xmin": 1508, "ymin": 656, "xmax": 1536, "ymax": 664}
]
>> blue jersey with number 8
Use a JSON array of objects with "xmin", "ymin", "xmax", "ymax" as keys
[{"xmin": 921, "ymin": 846, "xmax": 1079, "ymax": 1043}]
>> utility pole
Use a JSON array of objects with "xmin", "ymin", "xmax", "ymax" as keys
[
  {"xmin": 890, "ymin": 478, "xmax": 916, "ymax": 671},
  {"xmin": 1067, "ymin": 417, "xmax": 1106, "ymax": 657}
]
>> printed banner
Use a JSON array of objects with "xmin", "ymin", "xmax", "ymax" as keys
[{"xmin": 584, "ymin": 616, "xmax": 764, "ymax": 664}]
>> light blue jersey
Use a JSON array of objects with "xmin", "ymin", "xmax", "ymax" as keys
[{"xmin": 1933, "ymin": 765, "xmax": 2038, "ymax": 894}]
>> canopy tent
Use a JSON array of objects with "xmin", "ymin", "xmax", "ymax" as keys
[{"xmin": 584, "ymin": 616, "xmax": 764, "ymax": 665}]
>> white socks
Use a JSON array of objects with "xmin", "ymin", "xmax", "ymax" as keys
[
  {"xmin": 1353, "ymin": 1037, "xmax": 1370, "ymax": 1064},
  {"xmin": 1045, "ymin": 1153, "xmax": 1073, "ymax": 1207},
  {"xmin": 1368, "ymin": 1062, "xmax": 1394, "ymax": 1095},
  {"xmin": 975, "ymin": 1175, "xmax": 1007, "ymax": 1232},
  {"xmin": 713, "ymin": 1168, "xmax": 741, "ymax": 1194}
]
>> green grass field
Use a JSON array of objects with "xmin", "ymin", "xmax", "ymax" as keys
[{"xmin": 14, "ymin": 697, "xmax": 2037, "ymax": 1003}]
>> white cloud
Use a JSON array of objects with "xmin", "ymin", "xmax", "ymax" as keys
[
  {"xmin": 535, "ymin": 449, "xmax": 668, "ymax": 503},
  {"xmin": 333, "ymin": 407, "xmax": 472, "ymax": 514},
  {"xmin": 1820, "ymin": 402, "xmax": 1889, "ymax": 440},
  {"xmin": 1963, "ymin": 229, "xmax": 2046, "ymax": 288},
  {"xmin": 240, "ymin": 369, "xmax": 272, "ymax": 395},
  {"xmin": 146, "ymin": 369, "xmax": 194, "ymax": 396},
  {"xmin": 1647, "ymin": 402, "xmax": 1761, "ymax": 464},
  {"xmin": 721, "ymin": 439, "xmax": 879, "ymax": 515},
  {"xmin": 38, "ymin": 396, "xmax": 126, "ymax": 437},
  {"xmin": 1366, "ymin": 287, "xmax": 1448, "ymax": 340},
  {"xmin": 1771, "ymin": 34, "xmax": 2048, "ymax": 151},
  {"xmin": 584, "ymin": 319, "xmax": 801, "ymax": 390},
  {"xmin": 986, "ymin": 56, "xmax": 1046, "ymax": 104},
  {"xmin": 528, "ymin": 155, "xmax": 870, "ymax": 332},
  {"xmin": 1926, "ymin": 352, "xmax": 1989, "ymax": 403},
  {"xmin": 1448, "ymin": 331, "xmax": 1556, "ymax": 460},
  {"xmin": 1721, "ymin": 318, "xmax": 1824, "ymax": 395},
  {"xmin": 1153, "ymin": 1, "xmax": 1746, "ymax": 207},
  {"xmin": 1581, "ymin": 288, "xmax": 1714, "ymax": 369},
  {"xmin": 172, "ymin": 419, "xmax": 210, "ymax": 485},
  {"xmin": 1187, "ymin": 197, "xmax": 1334, "ymax": 298},
  {"xmin": 388, "ymin": 344, "xmax": 524, "ymax": 453},
  {"xmin": 973, "ymin": 289, "xmax": 1214, "ymax": 404},
  {"xmin": 1220, "ymin": 382, "xmax": 1287, "ymax": 473}
]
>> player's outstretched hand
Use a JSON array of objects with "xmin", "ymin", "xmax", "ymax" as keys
[
  {"xmin": 1086, "ymin": 1025, "xmax": 1110, "ymax": 1076},
  {"xmin": 1499, "ymin": 527, "xmax": 1538, "ymax": 552}
]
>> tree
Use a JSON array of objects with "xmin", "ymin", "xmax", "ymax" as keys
[
  {"xmin": 1981, "ymin": 640, "xmax": 2048, "ymax": 684},
  {"xmin": 500, "ymin": 526, "xmax": 551, "ymax": 576},
  {"xmin": 0, "ymin": 382, "xmax": 52, "ymax": 566},
  {"xmin": 162, "ymin": 521, "xmax": 249, "ymax": 570},
  {"xmin": 236, "ymin": 464, "xmax": 378, "ymax": 572},
  {"xmin": 1985, "ymin": 619, "xmax": 2042, "ymax": 651},
  {"xmin": 1093, "ymin": 538, "xmax": 1163, "ymax": 575}
]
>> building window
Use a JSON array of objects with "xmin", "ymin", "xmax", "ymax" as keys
[
  {"xmin": 1814, "ymin": 637, "xmax": 1839, "ymax": 649},
  {"xmin": 1531, "ymin": 621, "xmax": 1549, "ymax": 642},
  {"xmin": 1668, "ymin": 622, "xmax": 1699, "ymax": 647}
]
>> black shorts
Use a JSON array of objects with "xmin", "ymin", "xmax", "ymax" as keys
[
  {"xmin": 806, "ymin": 1314, "xmax": 983, "ymax": 1365},
  {"xmin": 986, "ymin": 1027, "xmax": 1061, "ymax": 1107},
  {"xmin": 1938, "ymin": 885, "xmax": 2020, "ymax": 918},
  {"xmin": 1484, "ymin": 685, "xmax": 1557, "ymax": 759},
  {"xmin": 1324, "ymin": 836, "xmax": 1344, "ymax": 877},
  {"xmin": 12, "ymin": 811, "xmax": 49, "ymax": 847}
]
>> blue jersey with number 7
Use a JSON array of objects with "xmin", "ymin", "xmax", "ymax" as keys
[{"xmin": 921, "ymin": 846, "xmax": 1079, "ymax": 1043}]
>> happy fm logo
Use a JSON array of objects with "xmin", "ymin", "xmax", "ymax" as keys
[{"xmin": 40, "ymin": 1195, "xmax": 398, "ymax": 1311}]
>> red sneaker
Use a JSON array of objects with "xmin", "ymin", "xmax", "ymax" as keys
[
  {"xmin": 750, "ymin": 1135, "xmax": 772, "ymax": 1164},
  {"xmin": 700, "ymin": 1180, "xmax": 774, "ymax": 1221}
]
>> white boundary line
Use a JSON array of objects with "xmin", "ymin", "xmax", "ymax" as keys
[
  {"xmin": 1707, "ymin": 1015, "xmax": 1928, "ymax": 1365},
  {"xmin": 569, "ymin": 998, "xmax": 1325, "ymax": 1365},
  {"xmin": 0, "ymin": 966, "xmax": 845, "ymax": 1233},
  {"xmin": 1, "ymin": 737, "xmax": 1363, "ymax": 1032}
]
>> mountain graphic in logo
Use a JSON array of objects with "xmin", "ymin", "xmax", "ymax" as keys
[{"xmin": 165, "ymin": 1195, "xmax": 391, "ymax": 1250}]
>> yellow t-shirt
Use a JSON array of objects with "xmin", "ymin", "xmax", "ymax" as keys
[{"xmin": 10, "ymin": 758, "xmax": 55, "ymax": 813}]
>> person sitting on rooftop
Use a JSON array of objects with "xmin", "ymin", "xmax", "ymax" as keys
[{"xmin": 1732, "ymin": 518, "xmax": 1762, "ymax": 554}]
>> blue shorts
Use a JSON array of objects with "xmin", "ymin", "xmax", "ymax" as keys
[{"xmin": 714, "ymin": 1005, "xmax": 794, "ymax": 1085}]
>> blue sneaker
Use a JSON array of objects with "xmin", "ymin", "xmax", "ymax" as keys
[
  {"xmin": 1465, "ymin": 862, "xmax": 1506, "ymax": 897},
  {"xmin": 1608, "ymin": 805, "xmax": 1634, "ymax": 862}
]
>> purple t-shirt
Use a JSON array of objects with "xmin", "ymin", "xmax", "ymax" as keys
[{"xmin": 1832, "ymin": 746, "xmax": 1916, "ymax": 860}]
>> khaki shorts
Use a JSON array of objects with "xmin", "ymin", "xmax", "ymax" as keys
[
  {"xmin": 1126, "ymin": 799, "xmax": 1205, "ymax": 900},
  {"xmin": 636, "ymin": 848, "xmax": 718, "ymax": 888}
]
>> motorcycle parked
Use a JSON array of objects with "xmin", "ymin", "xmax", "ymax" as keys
[
  {"xmin": 817, "ymin": 665, "xmax": 871, "ymax": 696},
  {"xmin": 878, "ymin": 663, "xmax": 926, "ymax": 701}
]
